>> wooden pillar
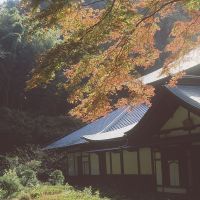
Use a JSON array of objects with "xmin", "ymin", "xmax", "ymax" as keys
[
  {"xmin": 187, "ymin": 149, "xmax": 193, "ymax": 200},
  {"xmin": 99, "ymin": 152, "xmax": 106, "ymax": 175},
  {"xmin": 88, "ymin": 153, "xmax": 91, "ymax": 175},
  {"xmin": 66, "ymin": 154, "xmax": 69, "ymax": 177}
]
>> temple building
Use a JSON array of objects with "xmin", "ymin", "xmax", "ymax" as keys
[{"xmin": 45, "ymin": 48, "xmax": 200, "ymax": 200}]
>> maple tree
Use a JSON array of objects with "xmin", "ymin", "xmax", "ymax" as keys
[{"xmin": 24, "ymin": 0, "xmax": 200, "ymax": 121}]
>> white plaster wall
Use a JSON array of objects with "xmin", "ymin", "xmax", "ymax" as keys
[
  {"xmin": 139, "ymin": 148, "xmax": 152, "ymax": 175},
  {"xmin": 106, "ymin": 152, "xmax": 111, "ymax": 174},
  {"xmin": 111, "ymin": 152, "xmax": 121, "ymax": 174},
  {"xmin": 190, "ymin": 112, "xmax": 200, "ymax": 125},
  {"xmin": 123, "ymin": 150, "xmax": 138, "ymax": 175},
  {"xmin": 155, "ymin": 160, "xmax": 162, "ymax": 185},
  {"xmin": 90, "ymin": 153, "xmax": 100, "ymax": 175},
  {"xmin": 161, "ymin": 106, "xmax": 188, "ymax": 130}
]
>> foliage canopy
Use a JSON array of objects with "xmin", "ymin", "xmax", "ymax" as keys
[
  {"xmin": 0, "ymin": 1, "xmax": 62, "ymax": 112},
  {"xmin": 25, "ymin": 0, "xmax": 200, "ymax": 121}
]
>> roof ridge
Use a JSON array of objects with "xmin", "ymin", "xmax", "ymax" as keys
[
  {"xmin": 139, "ymin": 47, "xmax": 200, "ymax": 85},
  {"xmin": 98, "ymin": 106, "xmax": 130, "ymax": 134}
]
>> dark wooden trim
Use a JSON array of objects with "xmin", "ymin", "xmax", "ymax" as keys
[
  {"xmin": 151, "ymin": 148, "xmax": 156, "ymax": 192},
  {"xmin": 186, "ymin": 149, "xmax": 192, "ymax": 191},
  {"xmin": 73, "ymin": 153, "xmax": 76, "ymax": 175},
  {"xmin": 49, "ymin": 139, "xmax": 127, "ymax": 154},
  {"xmin": 82, "ymin": 152, "xmax": 90, "ymax": 175},
  {"xmin": 160, "ymin": 124, "xmax": 200, "ymax": 135},
  {"xmin": 188, "ymin": 111, "xmax": 192, "ymax": 135},
  {"xmin": 89, "ymin": 153, "xmax": 91, "ymax": 175},
  {"xmin": 80, "ymin": 152, "xmax": 83, "ymax": 176},
  {"xmin": 66, "ymin": 153, "xmax": 69, "ymax": 176},
  {"xmin": 188, "ymin": 110, "xmax": 191, "ymax": 119},
  {"xmin": 160, "ymin": 149, "xmax": 166, "ymax": 189}
]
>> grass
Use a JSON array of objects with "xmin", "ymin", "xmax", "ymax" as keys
[
  {"xmin": 13, "ymin": 184, "xmax": 111, "ymax": 200},
  {"xmin": 11, "ymin": 184, "xmax": 155, "ymax": 200}
]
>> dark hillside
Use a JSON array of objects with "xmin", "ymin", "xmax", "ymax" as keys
[{"xmin": 0, "ymin": 107, "xmax": 82, "ymax": 152}]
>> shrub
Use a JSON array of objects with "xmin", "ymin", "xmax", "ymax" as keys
[
  {"xmin": 0, "ymin": 169, "xmax": 21, "ymax": 198},
  {"xmin": 20, "ymin": 169, "xmax": 38, "ymax": 187},
  {"xmin": 26, "ymin": 160, "xmax": 41, "ymax": 171},
  {"xmin": 16, "ymin": 160, "xmax": 41, "ymax": 176},
  {"xmin": 49, "ymin": 170, "xmax": 64, "ymax": 185},
  {"xmin": 0, "ymin": 156, "xmax": 19, "ymax": 174},
  {"xmin": 83, "ymin": 186, "xmax": 93, "ymax": 196},
  {"xmin": 0, "ymin": 189, "xmax": 6, "ymax": 200}
]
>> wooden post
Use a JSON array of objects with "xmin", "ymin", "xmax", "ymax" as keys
[{"xmin": 187, "ymin": 149, "xmax": 193, "ymax": 200}]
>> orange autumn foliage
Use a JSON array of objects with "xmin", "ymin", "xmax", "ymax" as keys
[{"xmin": 25, "ymin": 0, "xmax": 200, "ymax": 121}]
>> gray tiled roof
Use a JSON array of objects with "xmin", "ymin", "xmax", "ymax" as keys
[
  {"xmin": 166, "ymin": 85, "xmax": 200, "ymax": 110},
  {"xmin": 140, "ymin": 47, "xmax": 200, "ymax": 84},
  {"xmin": 45, "ymin": 104, "xmax": 149, "ymax": 150},
  {"xmin": 106, "ymin": 105, "xmax": 148, "ymax": 132}
]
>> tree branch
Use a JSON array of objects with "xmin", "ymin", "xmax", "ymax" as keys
[
  {"xmin": 114, "ymin": 0, "xmax": 183, "ymax": 64},
  {"xmin": 80, "ymin": 0, "xmax": 116, "ymax": 40}
]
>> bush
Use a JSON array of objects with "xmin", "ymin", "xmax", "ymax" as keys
[
  {"xmin": 0, "ymin": 169, "xmax": 21, "ymax": 198},
  {"xmin": 49, "ymin": 170, "xmax": 64, "ymax": 185},
  {"xmin": 0, "ymin": 156, "xmax": 19, "ymax": 174},
  {"xmin": 83, "ymin": 186, "xmax": 93, "ymax": 196},
  {"xmin": 16, "ymin": 160, "xmax": 41, "ymax": 175},
  {"xmin": 0, "ymin": 189, "xmax": 6, "ymax": 200},
  {"xmin": 20, "ymin": 169, "xmax": 38, "ymax": 187}
]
